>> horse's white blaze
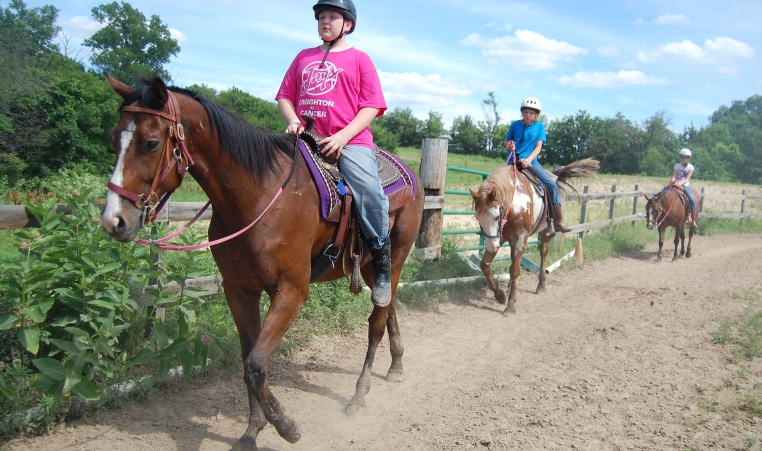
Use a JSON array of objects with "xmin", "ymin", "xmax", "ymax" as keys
[
  {"xmin": 482, "ymin": 205, "xmax": 501, "ymax": 253},
  {"xmin": 103, "ymin": 121, "xmax": 136, "ymax": 224}
]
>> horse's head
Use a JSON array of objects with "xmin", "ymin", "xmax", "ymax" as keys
[
  {"xmin": 101, "ymin": 75, "xmax": 191, "ymax": 241},
  {"xmin": 471, "ymin": 184, "xmax": 504, "ymax": 253},
  {"xmin": 644, "ymin": 193, "xmax": 661, "ymax": 230}
]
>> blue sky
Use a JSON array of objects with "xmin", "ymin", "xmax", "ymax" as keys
[{"xmin": 26, "ymin": 0, "xmax": 762, "ymax": 131}]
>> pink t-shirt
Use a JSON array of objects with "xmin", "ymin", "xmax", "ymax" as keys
[{"xmin": 275, "ymin": 47, "xmax": 386, "ymax": 148}]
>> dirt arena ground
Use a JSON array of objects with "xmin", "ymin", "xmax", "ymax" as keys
[{"xmin": 7, "ymin": 233, "xmax": 762, "ymax": 451}]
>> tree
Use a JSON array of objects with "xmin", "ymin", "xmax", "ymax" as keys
[
  {"xmin": 421, "ymin": 110, "xmax": 446, "ymax": 139},
  {"xmin": 377, "ymin": 107, "xmax": 423, "ymax": 147},
  {"xmin": 83, "ymin": 2, "xmax": 180, "ymax": 84},
  {"xmin": 449, "ymin": 114, "xmax": 481, "ymax": 155},
  {"xmin": 478, "ymin": 92, "xmax": 501, "ymax": 155},
  {"xmin": 0, "ymin": 0, "xmax": 60, "ymax": 55}
]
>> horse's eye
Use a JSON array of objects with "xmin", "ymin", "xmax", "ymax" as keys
[{"xmin": 144, "ymin": 140, "xmax": 161, "ymax": 152}]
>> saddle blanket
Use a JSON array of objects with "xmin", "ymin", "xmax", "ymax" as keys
[{"xmin": 298, "ymin": 139, "xmax": 417, "ymax": 221}]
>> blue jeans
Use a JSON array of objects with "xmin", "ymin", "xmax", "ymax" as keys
[
  {"xmin": 527, "ymin": 161, "xmax": 561, "ymax": 206},
  {"xmin": 684, "ymin": 186, "xmax": 696, "ymax": 211},
  {"xmin": 338, "ymin": 145, "xmax": 389, "ymax": 248}
]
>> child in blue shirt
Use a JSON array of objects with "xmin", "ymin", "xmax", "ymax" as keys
[{"xmin": 505, "ymin": 97, "xmax": 571, "ymax": 233}]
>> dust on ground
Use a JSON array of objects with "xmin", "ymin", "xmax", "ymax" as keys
[{"xmin": 7, "ymin": 234, "xmax": 762, "ymax": 450}]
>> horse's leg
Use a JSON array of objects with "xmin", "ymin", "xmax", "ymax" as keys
[
  {"xmin": 224, "ymin": 284, "xmax": 268, "ymax": 451},
  {"xmin": 243, "ymin": 281, "xmax": 306, "ymax": 444},
  {"xmin": 346, "ymin": 304, "xmax": 388, "ymax": 415},
  {"xmin": 535, "ymin": 233, "xmax": 550, "ymax": 294},
  {"xmin": 504, "ymin": 241, "xmax": 524, "ymax": 315},
  {"xmin": 655, "ymin": 227, "xmax": 664, "ymax": 262},
  {"xmin": 480, "ymin": 249, "xmax": 507, "ymax": 304},
  {"xmin": 679, "ymin": 225, "xmax": 686, "ymax": 258},
  {"xmin": 672, "ymin": 226, "xmax": 681, "ymax": 262},
  {"xmin": 385, "ymin": 300, "xmax": 405, "ymax": 383},
  {"xmin": 686, "ymin": 224, "xmax": 694, "ymax": 258}
]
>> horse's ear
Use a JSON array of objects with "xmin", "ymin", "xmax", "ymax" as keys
[
  {"xmin": 469, "ymin": 188, "xmax": 479, "ymax": 199},
  {"xmin": 644, "ymin": 194, "xmax": 650, "ymax": 201},
  {"xmin": 106, "ymin": 72, "xmax": 134, "ymax": 99},
  {"xmin": 150, "ymin": 77, "xmax": 169, "ymax": 107}
]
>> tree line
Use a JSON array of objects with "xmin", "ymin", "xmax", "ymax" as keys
[{"xmin": 1, "ymin": 0, "xmax": 760, "ymax": 193}]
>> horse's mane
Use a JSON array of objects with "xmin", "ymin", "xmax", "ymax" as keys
[
  {"xmin": 472, "ymin": 165, "xmax": 516, "ymax": 216},
  {"xmin": 120, "ymin": 78, "xmax": 294, "ymax": 179}
]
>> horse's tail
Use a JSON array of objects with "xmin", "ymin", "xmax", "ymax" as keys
[{"xmin": 552, "ymin": 158, "xmax": 600, "ymax": 198}]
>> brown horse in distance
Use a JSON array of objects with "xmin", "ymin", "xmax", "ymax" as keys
[
  {"xmin": 99, "ymin": 76, "xmax": 424, "ymax": 450},
  {"xmin": 645, "ymin": 185, "xmax": 700, "ymax": 262},
  {"xmin": 470, "ymin": 159, "xmax": 598, "ymax": 315}
]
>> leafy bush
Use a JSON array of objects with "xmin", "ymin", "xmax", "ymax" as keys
[{"xmin": 0, "ymin": 173, "xmax": 213, "ymax": 435}]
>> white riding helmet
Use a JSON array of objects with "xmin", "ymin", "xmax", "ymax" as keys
[
  {"xmin": 520, "ymin": 97, "xmax": 542, "ymax": 113},
  {"xmin": 679, "ymin": 148, "xmax": 692, "ymax": 157}
]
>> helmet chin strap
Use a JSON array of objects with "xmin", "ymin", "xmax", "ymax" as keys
[{"xmin": 319, "ymin": 18, "xmax": 346, "ymax": 68}]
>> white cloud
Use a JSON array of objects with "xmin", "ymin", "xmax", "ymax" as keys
[
  {"xmin": 378, "ymin": 71, "xmax": 471, "ymax": 109},
  {"xmin": 58, "ymin": 16, "xmax": 105, "ymax": 39},
  {"xmin": 503, "ymin": 22, "xmax": 512, "ymax": 31},
  {"xmin": 481, "ymin": 21, "xmax": 497, "ymax": 28},
  {"xmin": 596, "ymin": 45, "xmax": 619, "ymax": 57},
  {"xmin": 634, "ymin": 18, "xmax": 644, "ymax": 26},
  {"xmin": 460, "ymin": 30, "xmax": 587, "ymax": 71},
  {"xmin": 653, "ymin": 13, "xmax": 689, "ymax": 25},
  {"xmin": 170, "ymin": 29, "xmax": 188, "ymax": 44},
  {"xmin": 636, "ymin": 37, "xmax": 755, "ymax": 65},
  {"xmin": 558, "ymin": 70, "xmax": 668, "ymax": 89}
]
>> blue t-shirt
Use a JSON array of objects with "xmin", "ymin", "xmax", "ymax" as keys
[{"xmin": 505, "ymin": 120, "xmax": 546, "ymax": 164}]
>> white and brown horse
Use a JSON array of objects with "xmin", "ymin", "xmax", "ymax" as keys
[{"xmin": 470, "ymin": 159, "xmax": 598, "ymax": 314}]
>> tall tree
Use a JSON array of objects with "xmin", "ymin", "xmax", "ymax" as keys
[
  {"xmin": 83, "ymin": 2, "xmax": 180, "ymax": 84},
  {"xmin": 479, "ymin": 92, "xmax": 501, "ymax": 155},
  {"xmin": 0, "ymin": 0, "xmax": 59, "ymax": 55},
  {"xmin": 377, "ymin": 107, "xmax": 423, "ymax": 147},
  {"xmin": 421, "ymin": 110, "xmax": 446, "ymax": 139}
]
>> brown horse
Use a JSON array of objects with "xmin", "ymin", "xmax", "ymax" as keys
[
  {"xmin": 645, "ymin": 186, "xmax": 700, "ymax": 262},
  {"xmin": 99, "ymin": 76, "xmax": 424, "ymax": 450},
  {"xmin": 470, "ymin": 159, "xmax": 598, "ymax": 315}
]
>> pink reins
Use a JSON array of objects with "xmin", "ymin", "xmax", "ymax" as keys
[{"xmin": 655, "ymin": 185, "xmax": 678, "ymax": 228}]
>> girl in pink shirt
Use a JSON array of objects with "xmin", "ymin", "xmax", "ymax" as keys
[{"xmin": 276, "ymin": 0, "xmax": 393, "ymax": 308}]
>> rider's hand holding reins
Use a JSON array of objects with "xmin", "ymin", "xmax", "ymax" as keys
[{"xmin": 286, "ymin": 119, "xmax": 304, "ymax": 135}]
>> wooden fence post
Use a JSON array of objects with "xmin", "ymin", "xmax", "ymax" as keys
[
  {"xmin": 632, "ymin": 184, "xmax": 639, "ymax": 226},
  {"xmin": 608, "ymin": 185, "xmax": 616, "ymax": 220},
  {"xmin": 578, "ymin": 186, "xmax": 589, "ymax": 240},
  {"xmin": 699, "ymin": 187, "xmax": 705, "ymax": 213},
  {"xmin": 741, "ymin": 189, "xmax": 746, "ymax": 227},
  {"xmin": 416, "ymin": 138, "xmax": 448, "ymax": 261}
]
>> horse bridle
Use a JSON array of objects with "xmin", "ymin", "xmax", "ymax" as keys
[
  {"xmin": 477, "ymin": 203, "xmax": 509, "ymax": 240},
  {"xmin": 107, "ymin": 90, "xmax": 195, "ymax": 224},
  {"xmin": 648, "ymin": 187, "xmax": 677, "ymax": 228}
]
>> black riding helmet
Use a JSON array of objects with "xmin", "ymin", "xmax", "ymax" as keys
[{"xmin": 313, "ymin": 0, "xmax": 357, "ymax": 34}]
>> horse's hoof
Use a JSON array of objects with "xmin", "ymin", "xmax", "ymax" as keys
[
  {"xmin": 536, "ymin": 286, "xmax": 546, "ymax": 294},
  {"xmin": 275, "ymin": 418, "xmax": 302, "ymax": 444},
  {"xmin": 502, "ymin": 305, "xmax": 516, "ymax": 316},
  {"xmin": 686, "ymin": 253, "xmax": 692, "ymax": 258},
  {"xmin": 494, "ymin": 290, "xmax": 507, "ymax": 304},
  {"xmin": 386, "ymin": 369, "xmax": 405, "ymax": 383},
  {"xmin": 232, "ymin": 436, "xmax": 258, "ymax": 451},
  {"xmin": 344, "ymin": 398, "xmax": 366, "ymax": 416}
]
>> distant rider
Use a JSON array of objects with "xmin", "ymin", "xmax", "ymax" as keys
[
  {"xmin": 504, "ymin": 97, "xmax": 571, "ymax": 233},
  {"xmin": 671, "ymin": 148, "xmax": 697, "ymax": 227}
]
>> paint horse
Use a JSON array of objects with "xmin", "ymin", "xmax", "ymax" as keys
[
  {"xmin": 645, "ymin": 185, "xmax": 700, "ymax": 262},
  {"xmin": 470, "ymin": 159, "xmax": 598, "ymax": 315},
  {"xmin": 100, "ymin": 76, "xmax": 424, "ymax": 450}
]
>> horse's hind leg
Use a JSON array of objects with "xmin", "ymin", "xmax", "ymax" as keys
[
  {"xmin": 224, "ymin": 284, "xmax": 268, "ymax": 451},
  {"xmin": 346, "ymin": 304, "xmax": 388, "ymax": 415},
  {"xmin": 385, "ymin": 300, "xmax": 405, "ymax": 383},
  {"xmin": 535, "ymin": 234, "xmax": 550, "ymax": 294}
]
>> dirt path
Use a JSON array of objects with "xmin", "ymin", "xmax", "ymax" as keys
[{"xmin": 8, "ymin": 234, "xmax": 762, "ymax": 451}]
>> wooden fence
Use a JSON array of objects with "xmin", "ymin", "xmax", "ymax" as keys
[{"xmin": 1, "ymin": 138, "xmax": 761, "ymax": 299}]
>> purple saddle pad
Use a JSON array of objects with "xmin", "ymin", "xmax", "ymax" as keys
[{"xmin": 298, "ymin": 140, "xmax": 417, "ymax": 220}]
